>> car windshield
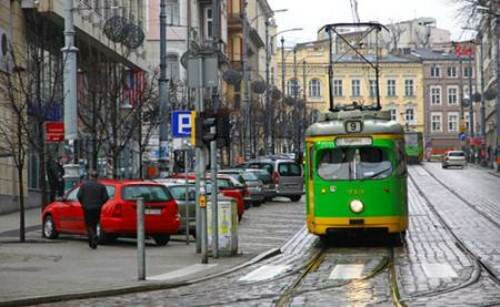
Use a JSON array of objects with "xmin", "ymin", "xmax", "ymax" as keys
[
  {"xmin": 317, "ymin": 147, "xmax": 392, "ymax": 180},
  {"xmin": 278, "ymin": 162, "xmax": 301, "ymax": 176},
  {"xmin": 121, "ymin": 185, "xmax": 172, "ymax": 202},
  {"xmin": 217, "ymin": 179, "xmax": 232, "ymax": 187},
  {"xmin": 449, "ymin": 151, "xmax": 465, "ymax": 157},
  {"xmin": 168, "ymin": 186, "xmax": 196, "ymax": 201}
]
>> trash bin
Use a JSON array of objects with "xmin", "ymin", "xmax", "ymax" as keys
[{"xmin": 207, "ymin": 196, "xmax": 238, "ymax": 256}]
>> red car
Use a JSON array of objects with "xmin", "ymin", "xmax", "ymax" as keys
[
  {"xmin": 41, "ymin": 180, "xmax": 181, "ymax": 246},
  {"xmin": 169, "ymin": 173, "xmax": 246, "ymax": 221}
]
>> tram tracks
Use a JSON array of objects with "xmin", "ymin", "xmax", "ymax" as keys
[{"xmin": 409, "ymin": 169, "xmax": 500, "ymax": 288}]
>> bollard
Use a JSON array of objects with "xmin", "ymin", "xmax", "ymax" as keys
[
  {"xmin": 137, "ymin": 197, "xmax": 145, "ymax": 280},
  {"xmin": 185, "ymin": 150, "xmax": 190, "ymax": 245}
]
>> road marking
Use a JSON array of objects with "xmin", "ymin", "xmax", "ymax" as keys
[
  {"xmin": 239, "ymin": 265, "xmax": 290, "ymax": 282},
  {"xmin": 421, "ymin": 263, "xmax": 458, "ymax": 278},
  {"xmin": 329, "ymin": 264, "xmax": 365, "ymax": 280},
  {"xmin": 148, "ymin": 264, "xmax": 217, "ymax": 281}
]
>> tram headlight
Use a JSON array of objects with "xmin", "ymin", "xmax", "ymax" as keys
[{"xmin": 350, "ymin": 200, "xmax": 364, "ymax": 213}]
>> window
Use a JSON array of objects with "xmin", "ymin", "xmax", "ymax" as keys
[
  {"xmin": 430, "ymin": 86, "xmax": 441, "ymax": 105},
  {"xmin": 167, "ymin": 54, "xmax": 180, "ymax": 81},
  {"xmin": 448, "ymin": 112, "xmax": 459, "ymax": 132},
  {"xmin": 317, "ymin": 147, "xmax": 392, "ymax": 180},
  {"xmin": 464, "ymin": 65, "xmax": 473, "ymax": 78},
  {"xmin": 387, "ymin": 79, "xmax": 396, "ymax": 96},
  {"xmin": 405, "ymin": 108, "xmax": 415, "ymax": 123},
  {"xmin": 431, "ymin": 65, "xmax": 440, "ymax": 77},
  {"xmin": 167, "ymin": 0, "xmax": 180, "ymax": 25},
  {"xmin": 389, "ymin": 109, "xmax": 397, "ymax": 121},
  {"xmin": 447, "ymin": 66, "xmax": 457, "ymax": 77},
  {"xmin": 203, "ymin": 6, "xmax": 213, "ymax": 40},
  {"xmin": 465, "ymin": 113, "xmax": 474, "ymax": 131},
  {"xmin": 287, "ymin": 79, "xmax": 300, "ymax": 97},
  {"xmin": 333, "ymin": 80, "xmax": 343, "ymax": 96},
  {"xmin": 122, "ymin": 185, "xmax": 172, "ymax": 201},
  {"xmin": 351, "ymin": 79, "xmax": 360, "ymax": 97},
  {"xmin": 404, "ymin": 79, "xmax": 414, "ymax": 97},
  {"xmin": 278, "ymin": 162, "xmax": 301, "ymax": 176},
  {"xmin": 369, "ymin": 80, "xmax": 377, "ymax": 97},
  {"xmin": 447, "ymin": 86, "xmax": 458, "ymax": 105},
  {"xmin": 309, "ymin": 79, "xmax": 321, "ymax": 97},
  {"xmin": 431, "ymin": 112, "xmax": 442, "ymax": 132}
]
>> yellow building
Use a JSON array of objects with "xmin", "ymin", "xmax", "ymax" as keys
[{"xmin": 276, "ymin": 40, "xmax": 425, "ymax": 133}]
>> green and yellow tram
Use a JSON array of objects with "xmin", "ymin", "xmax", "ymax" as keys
[
  {"xmin": 305, "ymin": 110, "xmax": 408, "ymax": 242},
  {"xmin": 404, "ymin": 132, "xmax": 424, "ymax": 164}
]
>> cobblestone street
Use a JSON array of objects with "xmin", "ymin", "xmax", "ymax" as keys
[{"xmin": 37, "ymin": 164, "xmax": 500, "ymax": 307}]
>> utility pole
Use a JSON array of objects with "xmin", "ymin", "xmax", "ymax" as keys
[
  {"xmin": 241, "ymin": 1, "xmax": 251, "ymax": 160},
  {"xmin": 265, "ymin": 20, "xmax": 272, "ymax": 155},
  {"xmin": 468, "ymin": 54, "xmax": 474, "ymax": 137},
  {"xmin": 495, "ymin": 14, "xmax": 500, "ymax": 171},
  {"xmin": 302, "ymin": 59, "xmax": 307, "ymax": 153},
  {"xmin": 158, "ymin": 0, "xmax": 170, "ymax": 177},
  {"xmin": 280, "ymin": 37, "xmax": 286, "ymax": 153},
  {"xmin": 210, "ymin": 0, "xmax": 220, "ymax": 259},
  {"xmin": 293, "ymin": 47, "xmax": 297, "ymax": 152},
  {"xmin": 62, "ymin": 0, "xmax": 78, "ymax": 161},
  {"xmin": 459, "ymin": 56, "xmax": 465, "ymax": 138},
  {"xmin": 479, "ymin": 32, "xmax": 486, "ymax": 139}
]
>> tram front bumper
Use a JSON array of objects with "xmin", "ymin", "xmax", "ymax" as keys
[{"xmin": 307, "ymin": 216, "xmax": 408, "ymax": 235}]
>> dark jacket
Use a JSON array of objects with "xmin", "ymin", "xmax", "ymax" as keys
[{"xmin": 77, "ymin": 180, "xmax": 109, "ymax": 210}]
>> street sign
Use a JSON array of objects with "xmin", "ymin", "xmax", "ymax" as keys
[
  {"xmin": 44, "ymin": 121, "xmax": 64, "ymax": 143},
  {"xmin": 171, "ymin": 111, "xmax": 192, "ymax": 138}
]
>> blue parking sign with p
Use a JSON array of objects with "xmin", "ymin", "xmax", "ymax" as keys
[{"xmin": 171, "ymin": 111, "xmax": 192, "ymax": 138}]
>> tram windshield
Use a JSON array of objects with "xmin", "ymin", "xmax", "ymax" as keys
[
  {"xmin": 404, "ymin": 133, "xmax": 420, "ymax": 146},
  {"xmin": 317, "ymin": 147, "xmax": 392, "ymax": 180}
]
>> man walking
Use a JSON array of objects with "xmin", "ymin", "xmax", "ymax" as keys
[{"xmin": 77, "ymin": 170, "xmax": 109, "ymax": 249}]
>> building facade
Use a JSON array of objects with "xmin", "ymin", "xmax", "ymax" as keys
[{"xmin": 413, "ymin": 48, "xmax": 478, "ymax": 155}]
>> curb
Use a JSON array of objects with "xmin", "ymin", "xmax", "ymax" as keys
[{"xmin": 0, "ymin": 241, "xmax": 289, "ymax": 306}]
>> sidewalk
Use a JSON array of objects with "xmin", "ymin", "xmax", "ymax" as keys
[{"xmin": 0, "ymin": 200, "xmax": 308, "ymax": 306}]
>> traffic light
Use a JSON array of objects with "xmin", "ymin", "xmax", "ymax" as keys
[
  {"xmin": 216, "ymin": 112, "xmax": 231, "ymax": 148},
  {"xmin": 191, "ymin": 111, "xmax": 217, "ymax": 148}
]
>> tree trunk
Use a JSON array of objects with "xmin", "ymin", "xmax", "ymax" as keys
[
  {"xmin": 18, "ymin": 162, "xmax": 25, "ymax": 243},
  {"xmin": 38, "ymin": 123, "xmax": 48, "ymax": 209}
]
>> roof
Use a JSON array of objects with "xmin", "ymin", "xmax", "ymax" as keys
[
  {"xmin": 333, "ymin": 54, "xmax": 419, "ymax": 63},
  {"xmin": 411, "ymin": 48, "xmax": 470, "ymax": 61},
  {"xmin": 305, "ymin": 110, "xmax": 403, "ymax": 137}
]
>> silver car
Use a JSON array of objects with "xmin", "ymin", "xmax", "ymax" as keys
[
  {"xmin": 442, "ymin": 150, "xmax": 467, "ymax": 168},
  {"xmin": 246, "ymin": 157, "xmax": 304, "ymax": 202},
  {"xmin": 219, "ymin": 169, "xmax": 265, "ymax": 207},
  {"xmin": 156, "ymin": 181, "xmax": 196, "ymax": 236}
]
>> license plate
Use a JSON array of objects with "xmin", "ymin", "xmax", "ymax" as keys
[{"xmin": 145, "ymin": 208, "xmax": 162, "ymax": 215}]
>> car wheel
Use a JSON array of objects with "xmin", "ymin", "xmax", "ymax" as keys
[
  {"xmin": 442, "ymin": 165, "xmax": 447, "ymax": 169},
  {"xmin": 153, "ymin": 235, "xmax": 170, "ymax": 246},
  {"xmin": 43, "ymin": 215, "xmax": 59, "ymax": 239},
  {"xmin": 289, "ymin": 196, "xmax": 302, "ymax": 202},
  {"xmin": 252, "ymin": 201, "xmax": 262, "ymax": 207}
]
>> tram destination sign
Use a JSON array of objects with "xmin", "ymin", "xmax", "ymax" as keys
[
  {"xmin": 344, "ymin": 120, "xmax": 363, "ymax": 133},
  {"xmin": 336, "ymin": 137, "xmax": 372, "ymax": 147}
]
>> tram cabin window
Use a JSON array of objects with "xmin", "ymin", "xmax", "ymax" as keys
[{"xmin": 317, "ymin": 147, "xmax": 392, "ymax": 180}]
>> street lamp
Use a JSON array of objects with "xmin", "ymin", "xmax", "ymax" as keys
[{"xmin": 267, "ymin": 27, "xmax": 302, "ymax": 153}]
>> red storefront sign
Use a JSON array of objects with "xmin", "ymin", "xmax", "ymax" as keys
[{"xmin": 45, "ymin": 121, "xmax": 64, "ymax": 143}]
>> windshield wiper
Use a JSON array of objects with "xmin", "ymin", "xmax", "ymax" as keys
[{"xmin": 366, "ymin": 166, "xmax": 392, "ymax": 179}]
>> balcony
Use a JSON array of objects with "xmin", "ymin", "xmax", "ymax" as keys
[{"xmin": 27, "ymin": 0, "xmax": 148, "ymax": 71}]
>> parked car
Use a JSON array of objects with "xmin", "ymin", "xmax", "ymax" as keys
[
  {"xmin": 167, "ymin": 173, "xmax": 246, "ymax": 221},
  {"xmin": 219, "ymin": 169, "xmax": 265, "ymax": 207},
  {"xmin": 244, "ymin": 168, "xmax": 276, "ymax": 201},
  {"xmin": 442, "ymin": 150, "xmax": 467, "ymax": 169},
  {"xmin": 156, "ymin": 181, "xmax": 196, "ymax": 237},
  {"xmin": 245, "ymin": 157, "xmax": 304, "ymax": 202},
  {"xmin": 41, "ymin": 180, "xmax": 181, "ymax": 246}
]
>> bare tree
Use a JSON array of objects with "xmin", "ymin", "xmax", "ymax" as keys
[{"xmin": 384, "ymin": 21, "xmax": 406, "ymax": 52}]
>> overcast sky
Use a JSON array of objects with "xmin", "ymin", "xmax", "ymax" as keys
[{"xmin": 267, "ymin": 0, "xmax": 475, "ymax": 46}]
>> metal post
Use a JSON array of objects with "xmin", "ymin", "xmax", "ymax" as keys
[
  {"xmin": 479, "ymin": 32, "xmax": 486, "ymax": 139},
  {"xmin": 242, "ymin": 1, "xmax": 251, "ymax": 159},
  {"xmin": 137, "ymin": 197, "xmax": 145, "ymax": 280},
  {"xmin": 62, "ymin": 0, "xmax": 78, "ymax": 156},
  {"xmin": 198, "ymin": 60, "xmax": 208, "ymax": 264},
  {"xmin": 495, "ymin": 15, "xmax": 500, "ymax": 171},
  {"xmin": 184, "ymin": 150, "xmax": 190, "ymax": 244},
  {"xmin": 210, "ymin": 124, "xmax": 218, "ymax": 258},
  {"xmin": 281, "ymin": 37, "xmax": 285, "ymax": 153},
  {"xmin": 265, "ymin": 20, "xmax": 272, "ymax": 154},
  {"xmin": 459, "ymin": 57, "xmax": 465, "ymax": 132},
  {"xmin": 302, "ymin": 60, "xmax": 307, "ymax": 152},
  {"xmin": 468, "ymin": 55, "xmax": 474, "ymax": 137},
  {"xmin": 159, "ymin": 0, "xmax": 170, "ymax": 176}
]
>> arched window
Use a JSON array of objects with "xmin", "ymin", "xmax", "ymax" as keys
[
  {"xmin": 309, "ymin": 79, "xmax": 321, "ymax": 98},
  {"xmin": 287, "ymin": 79, "xmax": 300, "ymax": 97}
]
